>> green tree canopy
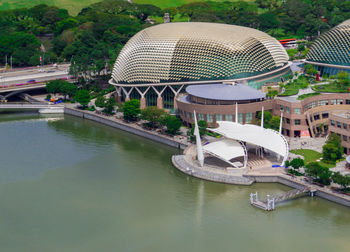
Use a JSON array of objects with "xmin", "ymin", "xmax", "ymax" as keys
[
  {"xmin": 122, "ymin": 99, "xmax": 140, "ymax": 121},
  {"xmin": 140, "ymin": 106, "xmax": 166, "ymax": 128},
  {"xmin": 159, "ymin": 114, "xmax": 182, "ymax": 135},
  {"xmin": 331, "ymin": 172, "xmax": 350, "ymax": 189},
  {"xmin": 322, "ymin": 133, "xmax": 343, "ymax": 162},
  {"xmin": 289, "ymin": 158, "xmax": 305, "ymax": 170},
  {"xmin": 75, "ymin": 89, "xmax": 91, "ymax": 108},
  {"xmin": 305, "ymin": 162, "xmax": 332, "ymax": 185}
]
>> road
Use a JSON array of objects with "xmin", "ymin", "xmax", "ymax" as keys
[{"xmin": 0, "ymin": 64, "xmax": 70, "ymax": 86}]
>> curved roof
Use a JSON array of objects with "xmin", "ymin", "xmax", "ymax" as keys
[
  {"xmin": 306, "ymin": 19, "xmax": 350, "ymax": 66},
  {"xmin": 208, "ymin": 121, "xmax": 289, "ymax": 165},
  {"xmin": 203, "ymin": 139, "xmax": 246, "ymax": 168},
  {"xmin": 112, "ymin": 22, "xmax": 289, "ymax": 84},
  {"xmin": 186, "ymin": 83, "xmax": 266, "ymax": 101}
]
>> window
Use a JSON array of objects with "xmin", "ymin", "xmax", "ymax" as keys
[
  {"xmin": 225, "ymin": 114, "xmax": 233, "ymax": 121},
  {"xmin": 343, "ymin": 123, "xmax": 347, "ymax": 130},
  {"xmin": 322, "ymin": 112, "xmax": 329, "ymax": 119},
  {"xmin": 331, "ymin": 99, "xmax": 343, "ymax": 105},
  {"xmin": 294, "ymin": 108, "xmax": 301, "ymax": 114},
  {"xmin": 198, "ymin": 113, "xmax": 204, "ymax": 121},
  {"xmin": 245, "ymin": 113, "xmax": 253, "ymax": 123},
  {"xmin": 318, "ymin": 100, "xmax": 328, "ymax": 106},
  {"xmin": 207, "ymin": 114, "xmax": 213, "ymax": 123},
  {"xmin": 286, "ymin": 107, "xmax": 290, "ymax": 113},
  {"xmin": 215, "ymin": 114, "xmax": 222, "ymax": 121},
  {"xmin": 286, "ymin": 118, "xmax": 290, "ymax": 124},
  {"xmin": 337, "ymin": 121, "xmax": 341, "ymax": 128},
  {"xmin": 294, "ymin": 119, "xmax": 301, "ymax": 125},
  {"xmin": 343, "ymin": 135, "xmax": 347, "ymax": 142},
  {"xmin": 346, "ymin": 99, "xmax": 350, "ymax": 105},
  {"xmin": 314, "ymin": 113, "xmax": 320, "ymax": 120},
  {"xmin": 280, "ymin": 105, "xmax": 284, "ymax": 111},
  {"xmin": 331, "ymin": 120, "xmax": 335, "ymax": 126},
  {"xmin": 304, "ymin": 101, "xmax": 316, "ymax": 111},
  {"xmin": 238, "ymin": 113, "xmax": 244, "ymax": 123},
  {"xmin": 185, "ymin": 112, "xmax": 189, "ymax": 118}
]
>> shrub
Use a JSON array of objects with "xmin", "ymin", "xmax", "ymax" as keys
[{"xmin": 122, "ymin": 99, "xmax": 140, "ymax": 121}]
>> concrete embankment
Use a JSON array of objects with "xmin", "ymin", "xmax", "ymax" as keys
[
  {"xmin": 64, "ymin": 107, "xmax": 188, "ymax": 150},
  {"xmin": 172, "ymin": 155, "xmax": 254, "ymax": 185},
  {"xmin": 172, "ymin": 154, "xmax": 350, "ymax": 208},
  {"xmin": 247, "ymin": 174, "xmax": 350, "ymax": 208}
]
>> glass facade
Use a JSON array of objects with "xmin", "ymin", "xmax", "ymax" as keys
[
  {"xmin": 225, "ymin": 114, "xmax": 233, "ymax": 121},
  {"xmin": 245, "ymin": 113, "xmax": 253, "ymax": 123},
  {"xmin": 215, "ymin": 114, "xmax": 223, "ymax": 121}
]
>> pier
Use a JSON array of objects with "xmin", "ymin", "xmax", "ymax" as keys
[{"xmin": 250, "ymin": 187, "xmax": 317, "ymax": 211}]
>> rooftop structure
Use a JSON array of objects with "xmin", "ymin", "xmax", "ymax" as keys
[
  {"xmin": 111, "ymin": 22, "xmax": 289, "ymax": 85},
  {"xmin": 109, "ymin": 22, "xmax": 292, "ymax": 110},
  {"xmin": 306, "ymin": 19, "xmax": 350, "ymax": 76},
  {"xmin": 186, "ymin": 83, "xmax": 266, "ymax": 103}
]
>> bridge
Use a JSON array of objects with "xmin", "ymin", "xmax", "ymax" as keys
[{"xmin": 0, "ymin": 103, "xmax": 64, "ymax": 114}]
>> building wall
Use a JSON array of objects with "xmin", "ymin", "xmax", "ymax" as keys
[
  {"xmin": 177, "ymin": 93, "xmax": 350, "ymax": 139},
  {"xmin": 329, "ymin": 113, "xmax": 350, "ymax": 154}
]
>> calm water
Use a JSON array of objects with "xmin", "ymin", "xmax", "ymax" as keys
[{"xmin": 0, "ymin": 113, "xmax": 349, "ymax": 252}]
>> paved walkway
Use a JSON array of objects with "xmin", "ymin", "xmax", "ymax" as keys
[{"xmin": 287, "ymin": 137, "xmax": 326, "ymax": 152}]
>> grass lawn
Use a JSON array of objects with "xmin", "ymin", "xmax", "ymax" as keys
[
  {"xmin": 312, "ymin": 83, "xmax": 350, "ymax": 93},
  {"xmin": 0, "ymin": 0, "xmax": 102, "ymax": 15},
  {"xmin": 133, "ymin": 0, "xmax": 253, "ymax": 9},
  {"xmin": 297, "ymin": 92, "xmax": 320, "ymax": 100},
  {"xmin": 278, "ymin": 76, "xmax": 311, "ymax": 97},
  {"xmin": 0, "ymin": 0, "xmax": 254, "ymax": 16},
  {"xmin": 290, "ymin": 149, "xmax": 335, "ymax": 168}
]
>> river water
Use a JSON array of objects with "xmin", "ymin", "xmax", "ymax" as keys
[{"xmin": 0, "ymin": 113, "xmax": 349, "ymax": 252}]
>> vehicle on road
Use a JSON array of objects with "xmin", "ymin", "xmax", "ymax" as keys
[{"xmin": 27, "ymin": 79, "xmax": 36, "ymax": 83}]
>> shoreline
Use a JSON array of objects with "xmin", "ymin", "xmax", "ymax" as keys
[
  {"xmin": 62, "ymin": 105, "xmax": 350, "ymax": 209},
  {"xmin": 172, "ymin": 154, "xmax": 350, "ymax": 208},
  {"xmin": 64, "ymin": 107, "xmax": 189, "ymax": 150}
]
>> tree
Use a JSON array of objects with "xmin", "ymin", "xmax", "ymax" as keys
[
  {"xmin": 305, "ymin": 162, "xmax": 332, "ymax": 185},
  {"xmin": 75, "ymin": 89, "xmax": 91, "ymax": 108},
  {"xmin": 122, "ymin": 99, "xmax": 140, "ymax": 121},
  {"xmin": 289, "ymin": 158, "xmax": 304, "ymax": 170},
  {"xmin": 322, "ymin": 133, "xmax": 343, "ymax": 162},
  {"xmin": 331, "ymin": 172, "xmax": 350, "ymax": 189},
  {"xmin": 95, "ymin": 95, "xmax": 106, "ymax": 108},
  {"xmin": 270, "ymin": 116, "xmax": 281, "ymax": 131},
  {"xmin": 305, "ymin": 64, "xmax": 317, "ymax": 76},
  {"xmin": 337, "ymin": 71, "xmax": 349, "ymax": 87},
  {"xmin": 61, "ymin": 81, "xmax": 77, "ymax": 100},
  {"xmin": 103, "ymin": 97, "xmax": 116, "ymax": 115},
  {"xmin": 159, "ymin": 114, "xmax": 182, "ymax": 135},
  {"xmin": 188, "ymin": 120, "xmax": 208, "ymax": 141},
  {"xmin": 140, "ymin": 106, "xmax": 166, "ymax": 128},
  {"xmin": 46, "ymin": 80, "xmax": 60, "ymax": 95}
]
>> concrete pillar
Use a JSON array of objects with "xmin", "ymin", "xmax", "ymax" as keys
[
  {"xmin": 140, "ymin": 96, "xmax": 146, "ymax": 109},
  {"xmin": 157, "ymin": 96, "xmax": 163, "ymax": 109},
  {"xmin": 173, "ymin": 97, "xmax": 178, "ymax": 109},
  {"xmin": 125, "ymin": 96, "xmax": 130, "ymax": 102},
  {"xmin": 115, "ymin": 93, "xmax": 122, "ymax": 103}
]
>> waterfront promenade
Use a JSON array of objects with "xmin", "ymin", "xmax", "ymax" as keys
[{"xmin": 15, "ymin": 96, "xmax": 350, "ymax": 209}]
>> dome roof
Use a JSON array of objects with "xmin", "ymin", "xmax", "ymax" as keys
[
  {"xmin": 111, "ymin": 22, "xmax": 289, "ymax": 85},
  {"xmin": 306, "ymin": 19, "xmax": 350, "ymax": 66},
  {"xmin": 186, "ymin": 83, "xmax": 266, "ymax": 101}
]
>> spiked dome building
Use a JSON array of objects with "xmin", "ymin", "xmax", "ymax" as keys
[
  {"xmin": 110, "ymin": 22, "xmax": 291, "ymax": 111},
  {"xmin": 306, "ymin": 19, "xmax": 350, "ymax": 76}
]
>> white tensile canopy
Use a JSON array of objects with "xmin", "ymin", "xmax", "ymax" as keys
[
  {"xmin": 208, "ymin": 121, "xmax": 289, "ymax": 165},
  {"xmin": 203, "ymin": 139, "xmax": 247, "ymax": 168}
]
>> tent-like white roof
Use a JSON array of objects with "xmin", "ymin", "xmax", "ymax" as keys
[
  {"xmin": 203, "ymin": 139, "xmax": 246, "ymax": 168},
  {"xmin": 208, "ymin": 121, "xmax": 289, "ymax": 164}
]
